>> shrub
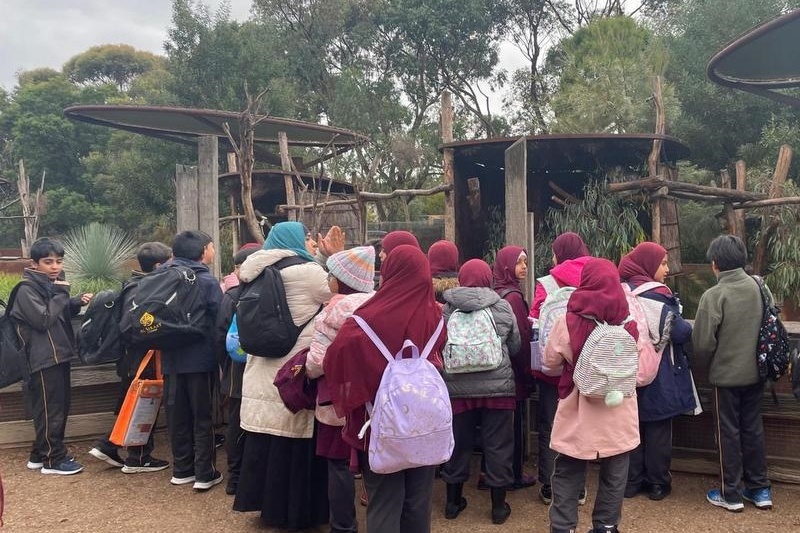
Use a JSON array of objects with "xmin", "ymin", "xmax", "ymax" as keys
[{"xmin": 62, "ymin": 222, "xmax": 139, "ymax": 294}]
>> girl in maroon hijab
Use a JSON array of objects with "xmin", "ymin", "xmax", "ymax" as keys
[
  {"xmin": 492, "ymin": 245, "xmax": 536, "ymax": 489},
  {"xmin": 378, "ymin": 230, "xmax": 420, "ymax": 263},
  {"xmin": 428, "ymin": 240, "xmax": 460, "ymax": 304},
  {"xmin": 324, "ymin": 244, "xmax": 446, "ymax": 533},
  {"xmin": 528, "ymin": 232, "xmax": 592, "ymax": 505},
  {"xmin": 542, "ymin": 258, "xmax": 640, "ymax": 533},
  {"xmin": 618, "ymin": 242, "xmax": 696, "ymax": 502}
]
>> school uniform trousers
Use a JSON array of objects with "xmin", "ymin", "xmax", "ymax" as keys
[
  {"xmin": 536, "ymin": 380, "xmax": 560, "ymax": 485},
  {"xmin": 359, "ymin": 451, "xmax": 436, "ymax": 533},
  {"xmin": 626, "ymin": 418, "xmax": 672, "ymax": 488},
  {"xmin": 550, "ymin": 452, "xmax": 629, "ymax": 532},
  {"xmin": 27, "ymin": 362, "xmax": 71, "ymax": 466},
  {"xmin": 713, "ymin": 383, "xmax": 770, "ymax": 502},
  {"xmin": 164, "ymin": 371, "xmax": 218, "ymax": 482},
  {"xmin": 442, "ymin": 408, "xmax": 514, "ymax": 488}
]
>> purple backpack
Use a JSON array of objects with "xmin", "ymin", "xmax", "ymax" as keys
[{"xmin": 352, "ymin": 315, "xmax": 453, "ymax": 474}]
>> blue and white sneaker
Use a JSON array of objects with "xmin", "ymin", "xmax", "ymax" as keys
[
  {"xmin": 706, "ymin": 489, "xmax": 744, "ymax": 512},
  {"xmin": 742, "ymin": 487, "xmax": 773, "ymax": 510},
  {"xmin": 41, "ymin": 458, "xmax": 84, "ymax": 475}
]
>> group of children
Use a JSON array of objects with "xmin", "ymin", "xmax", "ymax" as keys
[{"xmin": 8, "ymin": 227, "xmax": 774, "ymax": 533}]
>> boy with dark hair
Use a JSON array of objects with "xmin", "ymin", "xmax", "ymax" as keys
[
  {"xmin": 164, "ymin": 230, "xmax": 224, "ymax": 491},
  {"xmin": 89, "ymin": 241, "xmax": 173, "ymax": 473},
  {"xmin": 11, "ymin": 237, "xmax": 92, "ymax": 475},
  {"xmin": 215, "ymin": 243, "xmax": 260, "ymax": 495},
  {"xmin": 693, "ymin": 234, "xmax": 772, "ymax": 512}
]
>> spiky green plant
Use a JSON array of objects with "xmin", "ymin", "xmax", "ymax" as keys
[
  {"xmin": 0, "ymin": 272, "xmax": 22, "ymax": 303},
  {"xmin": 62, "ymin": 223, "xmax": 139, "ymax": 294},
  {"xmin": 533, "ymin": 180, "xmax": 647, "ymax": 277}
]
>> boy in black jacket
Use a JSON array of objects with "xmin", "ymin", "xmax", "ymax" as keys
[
  {"xmin": 215, "ymin": 243, "xmax": 260, "ymax": 495},
  {"xmin": 89, "ymin": 241, "xmax": 173, "ymax": 473},
  {"xmin": 11, "ymin": 238, "xmax": 92, "ymax": 475},
  {"xmin": 163, "ymin": 231, "xmax": 224, "ymax": 491}
]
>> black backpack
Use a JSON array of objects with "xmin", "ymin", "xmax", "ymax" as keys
[
  {"xmin": 127, "ymin": 265, "xmax": 207, "ymax": 349},
  {"xmin": 77, "ymin": 288, "xmax": 124, "ymax": 365},
  {"xmin": 753, "ymin": 276, "xmax": 791, "ymax": 384},
  {"xmin": 0, "ymin": 283, "xmax": 27, "ymax": 388},
  {"xmin": 237, "ymin": 256, "xmax": 316, "ymax": 358}
]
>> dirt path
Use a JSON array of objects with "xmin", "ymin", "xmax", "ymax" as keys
[{"xmin": 1, "ymin": 432, "xmax": 798, "ymax": 532}]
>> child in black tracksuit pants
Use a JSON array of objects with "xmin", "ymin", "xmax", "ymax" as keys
[
  {"xmin": 89, "ymin": 242, "xmax": 173, "ymax": 472},
  {"xmin": 215, "ymin": 244, "xmax": 260, "ymax": 495},
  {"xmin": 11, "ymin": 238, "xmax": 92, "ymax": 475},
  {"xmin": 162, "ymin": 230, "xmax": 223, "ymax": 491}
]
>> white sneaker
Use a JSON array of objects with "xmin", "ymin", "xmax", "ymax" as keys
[
  {"xmin": 26, "ymin": 460, "xmax": 44, "ymax": 470},
  {"xmin": 193, "ymin": 472, "xmax": 223, "ymax": 491},
  {"xmin": 170, "ymin": 475, "xmax": 196, "ymax": 485}
]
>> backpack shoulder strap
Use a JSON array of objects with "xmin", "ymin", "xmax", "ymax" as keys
[
  {"xmin": 630, "ymin": 281, "xmax": 668, "ymax": 296},
  {"xmin": 537, "ymin": 275, "xmax": 559, "ymax": 294},
  {"xmin": 352, "ymin": 315, "xmax": 394, "ymax": 364},
  {"xmin": 751, "ymin": 275, "xmax": 771, "ymax": 311},
  {"xmin": 418, "ymin": 318, "xmax": 445, "ymax": 361},
  {"xmin": 274, "ymin": 255, "xmax": 310, "ymax": 271},
  {"xmin": 498, "ymin": 288, "xmax": 524, "ymax": 300}
]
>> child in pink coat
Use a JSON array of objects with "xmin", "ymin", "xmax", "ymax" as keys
[{"xmin": 543, "ymin": 258, "xmax": 640, "ymax": 533}]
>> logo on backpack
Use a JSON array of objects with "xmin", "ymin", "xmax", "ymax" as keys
[
  {"xmin": 753, "ymin": 276, "xmax": 791, "ymax": 383},
  {"xmin": 127, "ymin": 265, "xmax": 207, "ymax": 349},
  {"xmin": 443, "ymin": 308, "xmax": 502, "ymax": 374},
  {"xmin": 352, "ymin": 315, "xmax": 453, "ymax": 474},
  {"xmin": 236, "ymin": 256, "xmax": 316, "ymax": 358},
  {"xmin": 573, "ymin": 318, "xmax": 639, "ymax": 408}
]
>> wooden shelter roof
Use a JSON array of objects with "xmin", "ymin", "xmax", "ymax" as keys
[
  {"xmin": 441, "ymin": 133, "xmax": 690, "ymax": 174},
  {"xmin": 63, "ymin": 105, "xmax": 369, "ymax": 148},
  {"xmin": 707, "ymin": 9, "xmax": 800, "ymax": 107}
]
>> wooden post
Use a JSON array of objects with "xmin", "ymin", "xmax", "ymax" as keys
[
  {"xmin": 734, "ymin": 160, "xmax": 747, "ymax": 240},
  {"xmin": 504, "ymin": 137, "xmax": 530, "ymax": 301},
  {"xmin": 771, "ymin": 144, "xmax": 792, "ymax": 196},
  {"xmin": 197, "ymin": 136, "xmax": 220, "ymax": 277},
  {"xmin": 754, "ymin": 144, "xmax": 793, "ymax": 274},
  {"xmin": 720, "ymin": 169, "xmax": 739, "ymax": 239},
  {"xmin": 279, "ymin": 131, "xmax": 297, "ymax": 222},
  {"xmin": 226, "ymin": 152, "xmax": 239, "ymax": 254},
  {"xmin": 441, "ymin": 91, "xmax": 456, "ymax": 242},
  {"xmin": 175, "ymin": 164, "xmax": 199, "ymax": 234}
]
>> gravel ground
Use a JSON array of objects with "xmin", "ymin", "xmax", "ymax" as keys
[{"xmin": 1, "ymin": 431, "xmax": 799, "ymax": 532}]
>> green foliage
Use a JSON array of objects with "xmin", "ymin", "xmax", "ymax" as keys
[
  {"xmin": 533, "ymin": 180, "xmax": 646, "ymax": 277},
  {"xmin": 63, "ymin": 45, "xmax": 164, "ymax": 91},
  {"xmin": 0, "ymin": 272, "xmax": 21, "ymax": 303},
  {"xmin": 664, "ymin": 0, "xmax": 800, "ymax": 169},
  {"xmin": 483, "ymin": 205, "xmax": 506, "ymax": 265},
  {"xmin": 677, "ymin": 201, "xmax": 720, "ymax": 263},
  {"xmin": 547, "ymin": 16, "xmax": 678, "ymax": 134},
  {"xmin": 61, "ymin": 223, "xmax": 139, "ymax": 293}
]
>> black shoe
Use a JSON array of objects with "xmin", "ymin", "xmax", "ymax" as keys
[
  {"xmin": 588, "ymin": 526, "xmax": 619, "ymax": 533},
  {"xmin": 193, "ymin": 471, "xmax": 223, "ymax": 491},
  {"xmin": 88, "ymin": 447, "xmax": 124, "ymax": 468},
  {"xmin": 491, "ymin": 502, "xmax": 511, "ymax": 525},
  {"xmin": 624, "ymin": 483, "xmax": 644, "ymax": 498},
  {"xmin": 122, "ymin": 456, "xmax": 170, "ymax": 473},
  {"xmin": 214, "ymin": 433, "xmax": 225, "ymax": 449},
  {"xmin": 225, "ymin": 480, "xmax": 237, "ymax": 495},
  {"xmin": 445, "ymin": 497, "xmax": 467, "ymax": 519},
  {"xmin": 539, "ymin": 484, "xmax": 553, "ymax": 505},
  {"xmin": 648, "ymin": 484, "xmax": 671, "ymax": 501}
]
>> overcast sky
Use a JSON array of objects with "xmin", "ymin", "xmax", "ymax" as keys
[
  {"xmin": 0, "ymin": 0, "xmax": 252, "ymax": 90},
  {"xmin": 1, "ymin": 0, "xmax": 525, "ymax": 109}
]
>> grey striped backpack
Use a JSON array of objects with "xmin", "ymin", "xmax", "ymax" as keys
[{"xmin": 573, "ymin": 318, "xmax": 639, "ymax": 407}]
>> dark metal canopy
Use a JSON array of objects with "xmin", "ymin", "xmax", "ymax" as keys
[
  {"xmin": 707, "ymin": 9, "xmax": 800, "ymax": 107},
  {"xmin": 441, "ymin": 133, "xmax": 690, "ymax": 174},
  {"xmin": 63, "ymin": 105, "xmax": 369, "ymax": 148}
]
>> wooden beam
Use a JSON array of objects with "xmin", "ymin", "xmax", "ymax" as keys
[
  {"xmin": 720, "ymin": 169, "xmax": 739, "ymax": 239},
  {"xmin": 504, "ymin": 137, "xmax": 529, "ymax": 299},
  {"xmin": 441, "ymin": 91, "xmax": 456, "ymax": 242},
  {"xmin": 277, "ymin": 184, "xmax": 453, "ymax": 212},
  {"xmin": 771, "ymin": 144, "xmax": 792, "ymax": 197},
  {"xmin": 548, "ymin": 181, "xmax": 579, "ymax": 204},
  {"xmin": 175, "ymin": 164, "xmax": 199, "ymax": 233},
  {"xmin": 278, "ymin": 131, "xmax": 296, "ymax": 221},
  {"xmin": 607, "ymin": 176, "xmax": 766, "ymax": 202},
  {"xmin": 734, "ymin": 160, "xmax": 747, "ymax": 236},
  {"xmin": 197, "ymin": 135, "xmax": 220, "ymax": 277},
  {"xmin": 734, "ymin": 196, "xmax": 800, "ymax": 209}
]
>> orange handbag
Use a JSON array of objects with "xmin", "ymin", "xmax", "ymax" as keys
[{"xmin": 110, "ymin": 350, "xmax": 163, "ymax": 447}]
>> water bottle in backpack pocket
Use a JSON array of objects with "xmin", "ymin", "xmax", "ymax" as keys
[{"xmin": 226, "ymin": 314, "xmax": 248, "ymax": 364}]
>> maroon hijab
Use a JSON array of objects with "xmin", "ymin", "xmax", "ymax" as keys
[
  {"xmin": 458, "ymin": 259, "xmax": 492, "ymax": 288},
  {"xmin": 428, "ymin": 240, "xmax": 460, "ymax": 277},
  {"xmin": 559, "ymin": 258, "xmax": 638, "ymax": 398},
  {"xmin": 493, "ymin": 245, "xmax": 526, "ymax": 293},
  {"xmin": 324, "ymin": 244, "xmax": 444, "ymax": 416},
  {"xmin": 552, "ymin": 232, "xmax": 590, "ymax": 264},
  {"xmin": 618, "ymin": 242, "xmax": 671, "ymax": 296},
  {"xmin": 381, "ymin": 231, "xmax": 420, "ymax": 257}
]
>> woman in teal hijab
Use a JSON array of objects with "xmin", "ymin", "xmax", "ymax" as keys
[{"xmin": 264, "ymin": 221, "xmax": 317, "ymax": 261}]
